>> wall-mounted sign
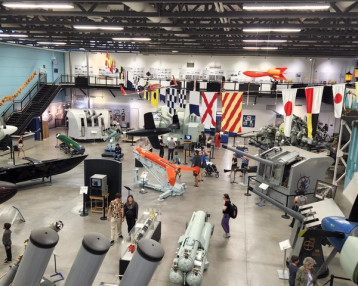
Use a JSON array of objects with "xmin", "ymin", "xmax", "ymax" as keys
[
  {"xmin": 242, "ymin": 115, "xmax": 256, "ymax": 128},
  {"xmin": 187, "ymin": 62, "xmax": 195, "ymax": 68}
]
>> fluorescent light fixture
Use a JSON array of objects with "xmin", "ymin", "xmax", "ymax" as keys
[
  {"xmin": 243, "ymin": 47, "xmax": 278, "ymax": 50},
  {"xmin": 113, "ymin": 37, "xmax": 151, "ymax": 41},
  {"xmin": 243, "ymin": 39, "xmax": 287, "ymax": 43},
  {"xmin": 243, "ymin": 28, "xmax": 301, "ymax": 32},
  {"xmin": 0, "ymin": 33, "xmax": 28, "ymax": 37},
  {"xmin": 243, "ymin": 4, "xmax": 330, "ymax": 10},
  {"xmin": 172, "ymin": 50, "xmax": 179, "ymax": 53},
  {"xmin": 3, "ymin": 2, "xmax": 74, "ymax": 8},
  {"xmin": 74, "ymin": 26, "xmax": 123, "ymax": 30},
  {"xmin": 38, "ymin": 42, "xmax": 66, "ymax": 45}
]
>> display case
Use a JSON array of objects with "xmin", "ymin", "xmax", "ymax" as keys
[{"xmin": 119, "ymin": 208, "xmax": 161, "ymax": 276}]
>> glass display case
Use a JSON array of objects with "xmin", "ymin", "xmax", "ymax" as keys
[{"xmin": 119, "ymin": 208, "xmax": 161, "ymax": 275}]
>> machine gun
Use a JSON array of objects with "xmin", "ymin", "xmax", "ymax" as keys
[{"xmin": 224, "ymin": 166, "xmax": 258, "ymax": 174}]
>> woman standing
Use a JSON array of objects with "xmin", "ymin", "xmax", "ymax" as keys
[
  {"xmin": 215, "ymin": 132, "xmax": 221, "ymax": 149},
  {"xmin": 124, "ymin": 195, "xmax": 138, "ymax": 234},
  {"xmin": 17, "ymin": 135, "xmax": 26, "ymax": 159},
  {"xmin": 221, "ymin": 194, "xmax": 231, "ymax": 238},
  {"xmin": 295, "ymin": 257, "xmax": 319, "ymax": 286}
]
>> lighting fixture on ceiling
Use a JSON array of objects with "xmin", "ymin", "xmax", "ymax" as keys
[
  {"xmin": 0, "ymin": 33, "xmax": 28, "ymax": 37},
  {"xmin": 243, "ymin": 47, "xmax": 278, "ymax": 50},
  {"xmin": 74, "ymin": 26, "xmax": 123, "ymax": 30},
  {"xmin": 113, "ymin": 37, "xmax": 151, "ymax": 41},
  {"xmin": 38, "ymin": 42, "xmax": 66, "ymax": 45},
  {"xmin": 3, "ymin": 2, "xmax": 74, "ymax": 8},
  {"xmin": 243, "ymin": 4, "xmax": 330, "ymax": 10},
  {"xmin": 243, "ymin": 39, "xmax": 287, "ymax": 43},
  {"xmin": 172, "ymin": 50, "xmax": 179, "ymax": 53},
  {"xmin": 243, "ymin": 28, "xmax": 301, "ymax": 32}
]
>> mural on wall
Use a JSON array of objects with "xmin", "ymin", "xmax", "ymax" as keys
[
  {"xmin": 242, "ymin": 115, "xmax": 256, "ymax": 128},
  {"xmin": 42, "ymin": 102, "xmax": 68, "ymax": 128}
]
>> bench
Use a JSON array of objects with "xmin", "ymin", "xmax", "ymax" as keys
[{"xmin": 101, "ymin": 152, "xmax": 124, "ymax": 161}]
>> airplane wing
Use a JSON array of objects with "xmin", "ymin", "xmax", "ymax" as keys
[{"xmin": 166, "ymin": 167, "xmax": 177, "ymax": 186}]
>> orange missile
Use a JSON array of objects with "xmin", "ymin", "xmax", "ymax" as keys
[
  {"xmin": 243, "ymin": 67, "xmax": 287, "ymax": 80},
  {"xmin": 136, "ymin": 148, "xmax": 200, "ymax": 186}
]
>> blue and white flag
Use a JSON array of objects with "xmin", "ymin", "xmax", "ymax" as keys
[
  {"xmin": 167, "ymin": 88, "xmax": 177, "ymax": 114},
  {"xmin": 178, "ymin": 89, "xmax": 186, "ymax": 108},
  {"xmin": 160, "ymin": 88, "xmax": 166, "ymax": 104},
  {"xmin": 133, "ymin": 76, "xmax": 140, "ymax": 90},
  {"xmin": 189, "ymin": 91, "xmax": 200, "ymax": 116}
]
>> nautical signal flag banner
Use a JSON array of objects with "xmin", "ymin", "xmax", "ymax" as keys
[
  {"xmin": 160, "ymin": 88, "xmax": 166, "ymax": 104},
  {"xmin": 332, "ymin": 84, "xmax": 345, "ymax": 118},
  {"xmin": 178, "ymin": 89, "xmax": 186, "ymax": 108},
  {"xmin": 201, "ymin": 92, "xmax": 218, "ymax": 128},
  {"xmin": 221, "ymin": 92, "xmax": 243, "ymax": 133},
  {"xmin": 144, "ymin": 90, "xmax": 150, "ymax": 100},
  {"xmin": 189, "ymin": 91, "xmax": 200, "ymax": 117},
  {"xmin": 356, "ymin": 83, "xmax": 358, "ymax": 108},
  {"xmin": 305, "ymin": 86, "xmax": 324, "ymax": 138},
  {"xmin": 282, "ymin": 89, "xmax": 297, "ymax": 137},
  {"xmin": 151, "ymin": 89, "xmax": 159, "ymax": 108},
  {"xmin": 167, "ymin": 88, "xmax": 177, "ymax": 114}
]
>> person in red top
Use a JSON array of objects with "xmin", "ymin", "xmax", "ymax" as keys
[{"xmin": 215, "ymin": 132, "xmax": 221, "ymax": 149}]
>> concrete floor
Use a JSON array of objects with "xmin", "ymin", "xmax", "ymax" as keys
[{"xmin": 0, "ymin": 127, "xmax": 354, "ymax": 286}]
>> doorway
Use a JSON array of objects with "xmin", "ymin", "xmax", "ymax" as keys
[{"xmin": 130, "ymin": 108, "xmax": 139, "ymax": 129}]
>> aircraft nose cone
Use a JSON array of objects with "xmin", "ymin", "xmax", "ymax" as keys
[
  {"xmin": 0, "ymin": 182, "xmax": 18, "ymax": 204},
  {"xmin": 5, "ymin": 125, "xmax": 17, "ymax": 135}
]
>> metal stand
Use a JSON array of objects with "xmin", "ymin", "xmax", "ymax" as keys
[
  {"xmin": 240, "ymin": 172, "xmax": 249, "ymax": 186},
  {"xmin": 11, "ymin": 206, "xmax": 26, "ymax": 224},
  {"xmin": 281, "ymin": 196, "xmax": 291, "ymax": 219},
  {"xmin": 80, "ymin": 193, "xmax": 88, "ymax": 217},
  {"xmin": 322, "ymin": 275, "xmax": 351, "ymax": 286},
  {"xmin": 92, "ymin": 138, "xmax": 96, "ymax": 145},
  {"xmin": 277, "ymin": 249, "xmax": 289, "ymax": 280},
  {"xmin": 244, "ymin": 177, "xmax": 252, "ymax": 196},
  {"xmin": 211, "ymin": 145, "xmax": 215, "ymax": 160},
  {"xmin": 50, "ymin": 254, "xmax": 64, "ymax": 283},
  {"xmin": 230, "ymin": 175, "xmax": 238, "ymax": 184},
  {"xmin": 55, "ymin": 138, "xmax": 59, "ymax": 148},
  {"xmin": 232, "ymin": 135, "xmax": 236, "ymax": 147},
  {"xmin": 130, "ymin": 136, "xmax": 135, "ymax": 146}
]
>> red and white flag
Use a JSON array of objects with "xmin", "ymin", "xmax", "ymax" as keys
[
  {"xmin": 201, "ymin": 92, "xmax": 217, "ymax": 128},
  {"xmin": 282, "ymin": 89, "xmax": 297, "ymax": 137},
  {"xmin": 332, "ymin": 83, "xmax": 345, "ymax": 118}
]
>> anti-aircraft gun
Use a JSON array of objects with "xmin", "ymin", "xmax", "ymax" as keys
[{"xmin": 102, "ymin": 124, "xmax": 123, "ymax": 150}]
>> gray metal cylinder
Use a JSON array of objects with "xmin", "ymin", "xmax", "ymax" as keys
[
  {"xmin": 0, "ymin": 265, "xmax": 18, "ymax": 286},
  {"xmin": 64, "ymin": 233, "xmax": 110, "ymax": 286},
  {"xmin": 12, "ymin": 227, "xmax": 59, "ymax": 286},
  {"xmin": 120, "ymin": 239, "xmax": 165, "ymax": 286},
  {"xmin": 222, "ymin": 144, "xmax": 275, "ymax": 166}
]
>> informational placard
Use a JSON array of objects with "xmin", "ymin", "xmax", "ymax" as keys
[
  {"xmin": 279, "ymin": 239, "xmax": 291, "ymax": 251},
  {"xmin": 125, "ymin": 67, "xmax": 145, "ymax": 78},
  {"xmin": 140, "ymin": 172, "xmax": 148, "ymax": 179},
  {"xmin": 226, "ymin": 70, "xmax": 240, "ymax": 81},
  {"xmin": 149, "ymin": 68, "xmax": 172, "ymax": 79},
  {"xmin": 80, "ymin": 186, "xmax": 88, "ymax": 194},
  {"xmin": 202, "ymin": 69, "xmax": 224, "ymax": 81},
  {"xmin": 179, "ymin": 69, "xmax": 201, "ymax": 80},
  {"xmin": 259, "ymin": 183, "xmax": 269, "ymax": 190},
  {"xmin": 74, "ymin": 65, "xmax": 93, "ymax": 76},
  {"xmin": 242, "ymin": 115, "xmax": 256, "ymax": 127}
]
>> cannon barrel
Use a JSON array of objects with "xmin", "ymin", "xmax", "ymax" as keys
[
  {"xmin": 222, "ymin": 145, "xmax": 275, "ymax": 166},
  {"xmin": 92, "ymin": 113, "xmax": 103, "ymax": 119}
]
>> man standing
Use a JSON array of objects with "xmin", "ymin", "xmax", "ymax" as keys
[
  {"xmin": 289, "ymin": 255, "xmax": 300, "ymax": 286},
  {"xmin": 107, "ymin": 193, "xmax": 124, "ymax": 246},
  {"xmin": 159, "ymin": 136, "xmax": 165, "ymax": 158},
  {"xmin": 192, "ymin": 150, "xmax": 201, "ymax": 187},
  {"xmin": 240, "ymin": 149, "xmax": 250, "ymax": 177},
  {"xmin": 113, "ymin": 143, "xmax": 122, "ymax": 160},
  {"xmin": 167, "ymin": 136, "xmax": 176, "ymax": 161}
]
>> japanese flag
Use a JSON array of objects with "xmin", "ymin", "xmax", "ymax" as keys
[
  {"xmin": 282, "ymin": 89, "xmax": 297, "ymax": 137},
  {"xmin": 332, "ymin": 84, "xmax": 345, "ymax": 118}
]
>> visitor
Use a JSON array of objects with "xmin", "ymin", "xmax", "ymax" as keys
[
  {"xmin": 2, "ymin": 223, "xmax": 12, "ymax": 263},
  {"xmin": 124, "ymin": 195, "xmax": 138, "ymax": 234},
  {"xmin": 113, "ymin": 143, "xmax": 122, "ymax": 160},
  {"xmin": 172, "ymin": 151, "xmax": 180, "ymax": 164},
  {"xmin": 215, "ymin": 131, "xmax": 221, "ymax": 149},
  {"xmin": 200, "ymin": 131, "xmax": 206, "ymax": 146},
  {"xmin": 200, "ymin": 150, "xmax": 207, "ymax": 182},
  {"xmin": 167, "ymin": 137, "xmax": 176, "ymax": 161},
  {"xmin": 295, "ymin": 257, "xmax": 318, "ymax": 286},
  {"xmin": 107, "ymin": 193, "xmax": 124, "ymax": 246},
  {"xmin": 228, "ymin": 153, "xmax": 238, "ymax": 180},
  {"xmin": 289, "ymin": 188, "xmax": 308, "ymax": 228},
  {"xmin": 289, "ymin": 255, "xmax": 300, "ymax": 286},
  {"xmin": 271, "ymin": 79, "xmax": 278, "ymax": 94},
  {"xmin": 17, "ymin": 135, "xmax": 26, "ymax": 159},
  {"xmin": 240, "ymin": 149, "xmax": 250, "ymax": 177},
  {"xmin": 192, "ymin": 150, "xmax": 201, "ymax": 187},
  {"xmin": 159, "ymin": 136, "xmax": 165, "ymax": 158},
  {"xmin": 207, "ymin": 136, "xmax": 213, "ymax": 149},
  {"xmin": 222, "ymin": 194, "xmax": 231, "ymax": 238}
]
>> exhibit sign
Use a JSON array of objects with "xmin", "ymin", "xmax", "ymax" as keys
[
  {"xmin": 149, "ymin": 68, "xmax": 172, "ymax": 79},
  {"xmin": 242, "ymin": 115, "xmax": 256, "ymax": 128},
  {"xmin": 124, "ymin": 67, "xmax": 145, "ymax": 78},
  {"xmin": 202, "ymin": 69, "xmax": 224, "ymax": 81},
  {"xmin": 179, "ymin": 69, "xmax": 201, "ymax": 81},
  {"xmin": 74, "ymin": 65, "xmax": 93, "ymax": 76}
]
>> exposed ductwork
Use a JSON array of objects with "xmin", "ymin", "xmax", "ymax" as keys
[{"xmin": 122, "ymin": 2, "xmax": 190, "ymax": 37}]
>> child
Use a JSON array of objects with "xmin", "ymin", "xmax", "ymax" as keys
[
  {"xmin": 3, "ymin": 223, "xmax": 12, "ymax": 263},
  {"xmin": 228, "ymin": 153, "xmax": 238, "ymax": 179}
]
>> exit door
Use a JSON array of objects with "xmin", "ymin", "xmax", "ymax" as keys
[{"xmin": 130, "ymin": 108, "xmax": 139, "ymax": 129}]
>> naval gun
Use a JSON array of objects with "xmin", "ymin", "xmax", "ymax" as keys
[
  {"xmin": 169, "ymin": 210, "xmax": 213, "ymax": 286},
  {"xmin": 223, "ymin": 145, "xmax": 334, "ymax": 208}
]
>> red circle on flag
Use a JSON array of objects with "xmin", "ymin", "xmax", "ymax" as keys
[
  {"xmin": 334, "ymin": 93, "xmax": 343, "ymax": 104},
  {"xmin": 284, "ymin": 101, "xmax": 293, "ymax": 116}
]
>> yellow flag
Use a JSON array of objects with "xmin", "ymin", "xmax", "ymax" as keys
[
  {"xmin": 356, "ymin": 82, "xmax": 358, "ymax": 108},
  {"xmin": 151, "ymin": 90, "xmax": 159, "ymax": 107}
]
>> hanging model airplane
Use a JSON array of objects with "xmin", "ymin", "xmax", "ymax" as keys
[
  {"xmin": 136, "ymin": 147, "xmax": 199, "ymax": 186},
  {"xmin": 243, "ymin": 67, "xmax": 287, "ymax": 80},
  {"xmin": 120, "ymin": 75, "xmax": 177, "ymax": 98},
  {"xmin": 298, "ymin": 195, "xmax": 358, "ymax": 284}
]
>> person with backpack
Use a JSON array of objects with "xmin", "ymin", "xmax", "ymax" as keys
[
  {"xmin": 222, "ymin": 194, "xmax": 232, "ymax": 238},
  {"xmin": 289, "ymin": 188, "xmax": 307, "ymax": 228}
]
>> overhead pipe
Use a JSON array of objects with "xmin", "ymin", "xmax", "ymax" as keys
[{"xmin": 122, "ymin": 2, "xmax": 190, "ymax": 37}]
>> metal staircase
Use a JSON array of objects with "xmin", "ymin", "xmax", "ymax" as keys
[{"xmin": 0, "ymin": 75, "xmax": 63, "ymax": 150}]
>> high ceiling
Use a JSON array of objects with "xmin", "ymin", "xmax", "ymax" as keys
[{"xmin": 1, "ymin": 0, "xmax": 358, "ymax": 57}]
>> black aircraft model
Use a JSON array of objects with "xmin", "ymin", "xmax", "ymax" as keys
[
  {"xmin": 0, "ymin": 181, "xmax": 18, "ymax": 204},
  {"xmin": 0, "ymin": 155, "xmax": 87, "ymax": 184},
  {"xmin": 126, "ymin": 112, "xmax": 171, "ymax": 149}
]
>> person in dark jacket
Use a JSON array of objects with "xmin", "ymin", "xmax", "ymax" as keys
[
  {"xmin": 124, "ymin": 195, "xmax": 139, "ymax": 234},
  {"xmin": 3, "ymin": 223, "xmax": 12, "ymax": 263},
  {"xmin": 289, "ymin": 255, "xmax": 300, "ymax": 286},
  {"xmin": 113, "ymin": 144, "xmax": 122, "ymax": 160},
  {"xmin": 192, "ymin": 150, "xmax": 201, "ymax": 187},
  {"xmin": 295, "ymin": 257, "xmax": 319, "ymax": 286},
  {"xmin": 222, "ymin": 194, "xmax": 231, "ymax": 238},
  {"xmin": 159, "ymin": 136, "xmax": 165, "ymax": 158}
]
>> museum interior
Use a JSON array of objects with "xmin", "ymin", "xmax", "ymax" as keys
[{"xmin": 1, "ymin": 1, "xmax": 358, "ymax": 286}]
